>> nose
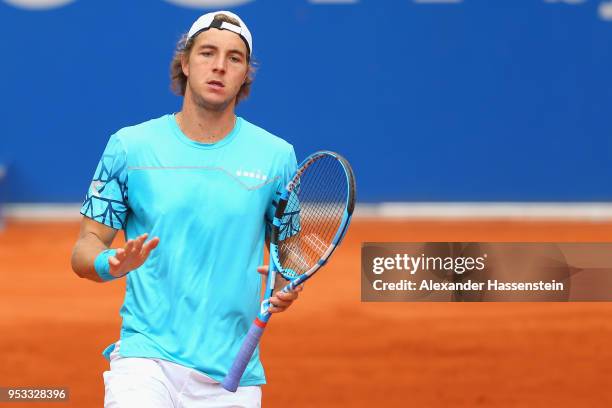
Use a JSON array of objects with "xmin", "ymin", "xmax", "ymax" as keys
[{"xmin": 212, "ymin": 55, "xmax": 226, "ymax": 73}]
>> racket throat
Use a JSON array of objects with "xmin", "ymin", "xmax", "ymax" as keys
[{"xmin": 258, "ymin": 299, "xmax": 273, "ymax": 321}]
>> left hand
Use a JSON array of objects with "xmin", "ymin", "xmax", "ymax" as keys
[{"xmin": 257, "ymin": 265, "xmax": 304, "ymax": 313}]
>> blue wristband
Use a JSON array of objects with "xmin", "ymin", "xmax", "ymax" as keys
[{"xmin": 94, "ymin": 249, "xmax": 118, "ymax": 281}]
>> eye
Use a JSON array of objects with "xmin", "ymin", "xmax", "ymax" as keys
[
  {"xmin": 200, "ymin": 51, "xmax": 213, "ymax": 57},
  {"xmin": 230, "ymin": 56, "xmax": 242, "ymax": 63}
]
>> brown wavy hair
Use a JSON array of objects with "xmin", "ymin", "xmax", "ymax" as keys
[{"xmin": 170, "ymin": 13, "xmax": 256, "ymax": 105}]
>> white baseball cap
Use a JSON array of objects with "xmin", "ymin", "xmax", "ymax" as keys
[{"xmin": 187, "ymin": 11, "xmax": 253, "ymax": 57}]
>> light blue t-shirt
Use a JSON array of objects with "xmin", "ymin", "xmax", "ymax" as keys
[{"xmin": 80, "ymin": 114, "xmax": 297, "ymax": 386}]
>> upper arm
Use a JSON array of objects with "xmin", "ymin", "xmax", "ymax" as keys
[{"xmin": 80, "ymin": 134, "xmax": 130, "ymax": 229}]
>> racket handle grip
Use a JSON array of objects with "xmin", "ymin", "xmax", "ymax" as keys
[{"xmin": 221, "ymin": 320, "xmax": 266, "ymax": 392}]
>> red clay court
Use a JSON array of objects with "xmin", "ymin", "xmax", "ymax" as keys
[{"xmin": 2, "ymin": 219, "xmax": 612, "ymax": 407}]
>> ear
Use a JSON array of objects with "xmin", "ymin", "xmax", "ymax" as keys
[{"xmin": 181, "ymin": 52, "xmax": 190, "ymax": 77}]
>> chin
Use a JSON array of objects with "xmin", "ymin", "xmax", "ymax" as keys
[{"xmin": 193, "ymin": 92, "xmax": 234, "ymax": 111}]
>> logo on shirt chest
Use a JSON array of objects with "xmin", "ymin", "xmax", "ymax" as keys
[{"xmin": 235, "ymin": 169, "xmax": 268, "ymax": 181}]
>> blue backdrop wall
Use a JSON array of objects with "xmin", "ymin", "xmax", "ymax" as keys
[{"xmin": 0, "ymin": 0, "xmax": 611, "ymax": 203}]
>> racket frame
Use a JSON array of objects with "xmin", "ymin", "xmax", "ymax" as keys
[{"xmin": 221, "ymin": 150, "xmax": 355, "ymax": 392}]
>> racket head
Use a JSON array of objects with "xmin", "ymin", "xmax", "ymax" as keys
[{"xmin": 269, "ymin": 151, "xmax": 356, "ymax": 281}]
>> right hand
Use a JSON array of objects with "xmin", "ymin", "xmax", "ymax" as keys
[{"xmin": 108, "ymin": 233, "xmax": 160, "ymax": 278}]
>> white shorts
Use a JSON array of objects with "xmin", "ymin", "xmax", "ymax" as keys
[{"xmin": 103, "ymin": 342, "xmax": 261, "ymax": 408}]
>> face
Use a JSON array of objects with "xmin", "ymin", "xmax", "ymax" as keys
[{"xmin": 182, "ymin": 28, "xmax": 249, "ymax": 112}]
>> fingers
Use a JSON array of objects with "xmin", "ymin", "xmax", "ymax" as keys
[
  {"xmin": 131, "ymin": 233, "xmax": 148, "ymax": 255},
  {"xmin": 277, "ymin": 290, "xmax": 299, "ymax": 301},
  {"xmin": 108, "ymin": 234, "xmax": 159, "ymax": 277},
  {"xmin": 121, "ymin": 233, "xmax": 153, "ymax": 258},
  {"xmin": 268, "ymin": 302, "xmax": 288, "ymax": 313},
  {"xmin": 268, "ymin": 290, "xmax": 300, "ymax": 313},
  {"xmin": 108, "ymin": 253, "xmax": 124, "ymax": 277},
  {"xmin": 140, "ymin": 236, "xmax": 160, "ymax": 258},
  {"xmin": 114, "ymin": 247, "xmax": 126, "ymax": 262},
  {"xmin": 109, "ymin": 255, "xmax": 120, "ymax": 267}
]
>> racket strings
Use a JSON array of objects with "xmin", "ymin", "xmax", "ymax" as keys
[{"xmin": 278, "ymin": 155, "xmax": 348, "ymax": 276}]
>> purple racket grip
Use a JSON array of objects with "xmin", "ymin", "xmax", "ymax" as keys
[{"xmin": 221, "ymin": 319, "xmax": 266, "ymax": 392}]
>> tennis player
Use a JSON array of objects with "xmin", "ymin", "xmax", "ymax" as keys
[{"xmin": 71, "ymin": 11, "xmax": 300, "ymax": 407}]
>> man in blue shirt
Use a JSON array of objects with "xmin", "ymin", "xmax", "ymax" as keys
[{"xmin": 71, "ymin": 11, "xmax": 300, "ymax": 407}]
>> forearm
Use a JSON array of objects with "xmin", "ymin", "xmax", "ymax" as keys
[{"xmin": 71, "ymin": 232, "xmax": 109, "ymax": 282}]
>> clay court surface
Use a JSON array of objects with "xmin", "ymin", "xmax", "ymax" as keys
[{"xmin": 2, "ymin": 219, "xmax": 612, "ymax": 407}]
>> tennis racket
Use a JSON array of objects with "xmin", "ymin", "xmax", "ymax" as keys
[{"xmin": 221, "ymin": 150, "xmax": 356, "ymax": 392}]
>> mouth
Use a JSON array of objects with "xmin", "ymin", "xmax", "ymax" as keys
[{"xmin": 207, "ymin": 80, "xmax": 225, "ymax": 89}]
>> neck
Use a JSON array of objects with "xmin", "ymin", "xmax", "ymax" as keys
[{"xmin": 176, "ymin": 90, "xmax": 237, "ymax": 143}]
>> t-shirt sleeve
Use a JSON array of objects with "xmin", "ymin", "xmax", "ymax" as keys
[
  {"xmin": 265, "ymin": 146, "xmax": 298, "ymax": 236},
  {"xmin": 80, "ymin": 134, "xmax": 129, "ymax": 229}
]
